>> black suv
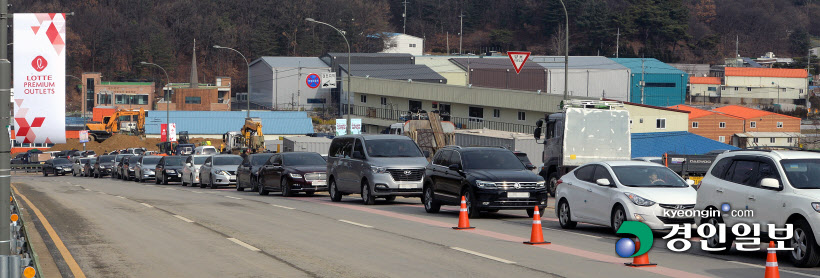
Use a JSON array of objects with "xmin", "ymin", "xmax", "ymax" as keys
[{"xmin": 423, "ymin": 146, "xmax": 547, "ymax": 218}]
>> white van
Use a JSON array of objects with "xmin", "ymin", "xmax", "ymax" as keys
[{"xmin": 194, "ymin": 146, "xmax": 218, "ymax": 155}]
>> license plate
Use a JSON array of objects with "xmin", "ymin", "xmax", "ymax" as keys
[
  {"xmin": 508, "ymin": 192, "xmax": 529, "ymax": 198},
  {"xmin": 399, "ymin": 184, "xmax": 417, "ymax": 189},
  {"xmin": 312, "ymin": 180, "xmax": 327, "ymax": 186}
]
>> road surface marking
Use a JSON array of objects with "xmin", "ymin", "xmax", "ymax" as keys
[
  {"xmin": 227, "ymin": 238, "xmax": 260, "ymax": 252},
  {"xmin": 173, "ymin": 215, "xmax": 195, "ymax": 223},
  {"xmin": 140, "ymin": 203, "xmax": 154, "ymax": 208},
  {"xmin": 144, "ymin": 184, "xmax": 155, "ymax": 187},
  {"xmin": 115, "ymin": 196, "xmax": 126, "ymax": 199},
  {"xmin": 165, "ymin": 188, "xmax": 177, "ymax": 191},
  {"xmin": 339, "ymin": 219, "xmax": 373, "ymax": 228},
  {"xmin": 450, "ymin": 247, "xmax": 515, "ymax": 264},
  {"xmin": 224, "ymin": 196, "xmax": 242, "ymax": 200},
  {"xmin": 73, "ymin": 185, "xmax": 81, "ymax": 187},
  {"xmin": 727, "ymin": 261, "xmax": 820, "ymax": 277},
  {"xmin": 192, "ymin": 191, "xmax": 205, "ymax": 194},
  {"xmin": 11, "ymin": 185, "xmax": 87, "ymax": 278},
  {"xmin": 270, "ymin": 204, "xmax": 295, "ymax": 210},
  {"xmin": 83, "ymin": 188, "xmax": 91, "ymax": 191},
  {"xmin": 97, "ymin": 191, "xmax": 108, "ymax": 195}
]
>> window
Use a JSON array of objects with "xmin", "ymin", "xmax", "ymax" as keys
[
  {"xmin": 726, "ymin": 160, "xmax": 759, "ymax": 186},
  {"xmin": 592, "ymin": 166, "xmax": 614, "ymax": 185},
  {"xmin": 656, "ymin": 118, "xmax": 666, "ymax": 129},
  {"xmin": 800, "ymin": 89, "xmax": 804, "ymax": 94},
  {"xmin": 329, "ymin": 138, "xmax": 353, "ymax": 158},
  {"xmin": 433, "ymin": 150, "xmax": 451, "ymax": 166},
  {"xmin": 449, "ymin": 151, "xmax": 462, "ymax": 167},
  {"xmin": 753, "ymin": 138, "xmax": 759, "ymax": 143},
  {"xmin": 391, "ymin": 43, "xmax": 398, "ymax": 48},
  {"xmin": 353, "ymin": 139, "xmax": 365, "ymax": 158},
  {"xmin": 517, "ymin": 111, "xmax": 526, "ymax": 121},
  {"xmin": 692, "ymin": 122, "xmax": 699, "ymax": 128},
  {"xmin": 747, "ymin": 87, "xmax": 752, "ymax": 92},
  {"xmin": 720, "ymin": 122, "xmax": 726, "ymax": 128},
  {"xmin": 639, "ymin": 118, "xmax": 644, "ymax": 124},
  {"xmin": 770, "ymin": 138, "xmax": 776, "ymax": 143},
  {"xmin": 409, "ymin": 44, "xmax": 416, "ymax": 48},
  {"xmin": 788, "ymin": 138, "xmax": 794, "ymax": 143},
  {"xmin": 184, "ymin": 96, "xmax": 201, "ymax": 104},
  {"xmin": 708, "ymin": 87, "xmax": 717, "ymax": 91},
  {"xmin": 573, "ymin": 165, "xmax": 596, "ymax": 183},
  {"xmin": 782, "ymin": 88, "xmax": 786, "ymax": 92},
  {"xmin": 97, "ymin": 93, "xmax": 111, "ymax": 105},
  {"xmin": 409, "ymin": 100, "xmax": 422, "ymax": 112},
  {"xmin": 645, "ymin": 83, "xmax": 676, "ymax": 87},
  {"xmin": 777, "ymin": 122, "xmax": 783, "ymax": 128},
  {"xmin": 734, "ymin": 87, "xmax": 739, "ymax": 91},
  {"xmin": 719, "ymin": 136, "xmax": 725, "ymax": 142},
  {"xmin": 468, "ymin": 106, "xmax": 484, "ymax": 119},
  {"xmin": 750, "ymin": 121, "xmax": 757, "ymax": 128},
  {"xmin": 493, "ymin": 109, "xmax": 500, "ymax": 118},
  {"xmin": 114, "ymin": 94, "xmax": 149, "ymax": 105},
  {"xmin": 380, "ymin": 97, "xmax": 387, "ymax": 105},
  {"xmin": 360, "ymin": 94, "xmax": 367, "ymax": 103}
]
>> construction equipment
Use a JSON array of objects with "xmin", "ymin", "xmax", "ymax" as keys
[
  {"xmin": 85, "ymin": 108, "xmax": 146, "ymax": 142},
  {"xmin": 157, "ymin": 141, "xmax": 196, "ymax": 156},
  {"xmin": 221, "ymin": 118, "xmax": 266, "ymax": 154}
]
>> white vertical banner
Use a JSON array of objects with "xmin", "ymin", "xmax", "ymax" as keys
[
  {"xmin": 13, "ymin": 13, "xmax": 67, "ymax": 144},
  {"xmin": 335, "ymin": 119, "xmax": 347, "ymax": 136},
  {"xmin": 351, "ymin": 119, "xmax": 362, "ymax": 134},
  {"xmin": 169, "ymin": 123, "xmax": 177, "ymax": 142}
]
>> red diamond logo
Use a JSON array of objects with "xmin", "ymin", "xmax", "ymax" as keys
[{"xmin": 31, "ymin": 56, "xmax": 47, "ymax": 72}]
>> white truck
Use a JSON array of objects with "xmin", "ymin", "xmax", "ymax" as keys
[{"xmin": 533, "ymin": 100, "xmax": 631, "ymax": 196}]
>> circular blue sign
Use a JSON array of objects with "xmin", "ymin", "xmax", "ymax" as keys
[{"xmin": 306, "ymin": 73, "xmax": 321, "ymax": 89}]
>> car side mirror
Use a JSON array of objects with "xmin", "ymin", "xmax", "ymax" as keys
[
  {"xmin": 761, "ymin": 178, "xmax": 780, "ymax": 189},
  {"xmin": 526, "ymin": 164, "xmax": 537, "ymax": 170},
  {"xmin": 686, "ymin": 179, "xmax": 695, "ymax": 186},
  {"xmin": 448, "ymin": 164, "xmax": 461, "ymax": 171},
  {"xmin": 352, "ymin": 151, "xmax": 365, "ymax": 160},
  {"xmin": 596, "ymin": 178, "xmax": 611, "ymax": 186},
  {"xmin": 533, "ymin": 127, "xmax": 542, "ymax": 141}
]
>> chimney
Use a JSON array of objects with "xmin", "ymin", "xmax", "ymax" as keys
[{"xmin": 190, "ymin": 39, "xmax": 199, "ymax": 88}]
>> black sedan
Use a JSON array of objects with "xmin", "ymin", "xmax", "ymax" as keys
[
  {"xmin": 155, "ymin": 156, "xmax": 186, "ymax": 185},
  {"xmin": 236, "ymin": 153, "xmax": 275, "ymax": 192},
  {"xmin": 42, "ymin": 158, "xmax": 72, "ymax": 176},
  {"xmin": 257, "ymin": 152, "xmax": 327, "ymax": 197},
  {"xmin": 93, "ymin": 155, "xmax": 116, "ymax": 178}
]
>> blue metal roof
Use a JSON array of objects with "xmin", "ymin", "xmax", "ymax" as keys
[
  {"xmin": 145, "ymin": 111, "xmax": 313, "ymax": 135},
  {"xmin": 631, "ymin": 132, "xmax": 738, "ymax": 157}
]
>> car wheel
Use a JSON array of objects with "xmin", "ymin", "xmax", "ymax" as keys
[
  {"xmin": 789, "ymin": 218, "xmax": 820, "ymax": 267},
  {"xmin": 557, "ymin": 199, "xmax": 577, "ymax": 229},
  {"xmin": 155, "ymin": 174, "xmax": 161, "ymax": 184},
  {"xmin": 329, "ymin": 179, "xmax": 342, "ymax": 202},
  {"xmin": 72, "ymin": 170, "xmax": 76, "ymax": 177},
  {"xmin": 250, "ymin": 176, "xmax": 259, "ymax": 192},
  {"xmin": 236, "ymin": 177, "xmax": 245, "ymax": 191},
  {"xmin": 462, "ymin": 188, "xmax": 480, "ymax": 218},
  {"xmin": 422, "ymin": 185, "xmax": 440, "ymax": 213},
  {"xmin": 282, "ymin": 178, "xmax": 293, "ymax": 197},
  {"xmin": 384, "ymin": 196, "xmax": 396, "ymax": 202},
  {"xmin": 209, "ymin": 175, "xmax": 216, "ymax": 189},
  {"xmin": 257, "ymin": 176, "xmax": 269, "ymax": 196},
  {"xmin": 43, "ymin": 170, "xmax": 48, "ymax": 177},
  {"xmin": 611, "ymin": 205, "xmax": 627, "ymax": 234},
  {"xmin": 547, "ymin": 172, "xmax": 559, "ymax": 197},
  {"xmin": 162, "ymin": 174, "xmax": 169, "ymax": 185},
  {"xmin": 361, "ymin": 181, "xmax": 375, "ymax": 205},
  {"xmin": 703, "ymin": 211, "xmax": 734, "ymax": 253}
]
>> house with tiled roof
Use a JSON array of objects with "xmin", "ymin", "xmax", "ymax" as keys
[
  {"xmin": 667, "ymin": 104, "xmax": 744, "ymax": 144},
  {"xmin": 722, "ymin": 67, "xmax": 808, "ymax": 105},
  {"xmin": 711, "ymin": 105, "xmax": 802, "ymax": 148}
]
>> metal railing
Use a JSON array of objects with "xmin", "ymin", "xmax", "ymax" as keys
[
  {"xmin": 10, "ymin": 165, "xmax": 41, "ymax": 173},
  {"xmin": 344, "ymin": 104, "xmax": 537, "ymax": 134}
]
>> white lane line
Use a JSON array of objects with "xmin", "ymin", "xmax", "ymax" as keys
[
  {"xmin": 191, "ymin": 191, "xmax": 205, "ymax": 194},
  {"xmin": 83, "ymin": 188, "xmax": 91, "ymax": 191},
  {"xmin": 339, "ymin": 219, "xmax": 373, "ymax": 228},
  {"xmin": 165, "ymin": 188, "xmax": 177, "ymax": 191},
  {"xmin": 173, "ymin": 215, "xmax": 195, "ymax": 223},
  {"xmin": 224, "ymin": 196, "xmax": 242, "ymax": 200},
  {"xmin": 97, "ymin": 191, "xmax": 108, "ymax": 195},
  {"xmin": 116, "ymin": 196, "xmax": 127, "ymax": 199},
  {"xmin": 65, "ymin": 181, "xmax": 71, "ymax": 184},
  {"xmin": 450, "ymin": 247, "xmax": 515, "ymax": 264},
  {"xmin": 140, "ymin": 203, "xmax": 154, "ymax": 208},
  {"xmin": 270, "ymin": 204, "xmax": 295, "ymax": 210},
  {"xmin": 542, "ymin": 227, "xmax": 603, "ymax": 239},
  {"xmin": 727, "ymin": 261, "xmax": 820, "ymax": 278},
  {"xmin": 73, "ymin": 185, "xmax": 81, "ymax": 187},
  {"xmin": 227, "ymin": 238, "xmax": 261, "ymax": 252}
]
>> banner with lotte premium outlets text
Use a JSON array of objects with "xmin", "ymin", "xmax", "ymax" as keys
[{"xmin": 13, "ymin": 13, "xmax": 67, "ymax": 144}]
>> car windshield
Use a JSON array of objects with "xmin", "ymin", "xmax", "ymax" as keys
[
  {"xmin": 80, "ymin": 159, "xmax": 89, "ymax": 164},
  {"xmin": 462, "ymin": 150, "xmax": 526, "ymax": 170},
  {"xmin": 116, "ymin": 155, "xmax": 132, "ymax": 162},
  {"xmin": 251, "ymin": 154, "xmax": 274, "ymax": 165},
  {"xmin": 214, "ymin": 156, "xmax": 242, "ymax": 165},
  {"xmin": 193, "ymin": 157, "xmax": 208, "ymax": 165},
  {"xmin": 365, "ymin": 139, "xmax": 422, "ymax": 157},
  {"xmin": 515, "ymin": 153, "xmax": 532, "ymax": 165},
  {"xmin": 284, "ymin": 153, "xmax": 326, "ymax": 166},
  {"xmin": 53, "ymin": 158, "xmax": 70, "ymax": 164},
  {"xmin": 88, "ymin": 159, "xmax": 96, "ymax": 164},
  {"xmin": 780, "ymin": 159, "xmax": 820, "ymax": 189},
  {"xmin": 611, "ymin": 166, "xmax": 688, "ymax": 187},
  {"xmin": 99, "ymin": 156, "xmax": 115, "ymax": 163},
  {"xmin": 134, "ymin": 149, "xmax": 145, "ymax": 155},
  {"xmin": 164, "ymin": 157, "xmax": 185, "ymax": 166},
  {"xmin": 142, "ymin": 157, "xmax": 161, "ymax": 165},
  {"xmin": 199, "ymin": 148, "xmax": 217, "ymax": 155}
]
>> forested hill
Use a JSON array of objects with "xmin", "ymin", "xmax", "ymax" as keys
[{"xmin": 15, "ymin": 0, "xmax": 819, "ymax": 109}]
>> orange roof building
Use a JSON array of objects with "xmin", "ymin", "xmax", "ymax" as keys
[
  {"xmin": 667, "ymin": 105, "xmax": 745, "ymax": 143},
  {"xmin": 689, "ymin": 77, "xmax": 721, "ymax": 85},
  {"xmin": 725, "ymin": 67, "xmax": 807, "ymax": 78},
  {"xmin": 721, "ymin": 67, "xmax": 808, "ymax": 102},
  {"xmin": 712, "ymin": 105, "xmax": 800, "ymax": 133}
]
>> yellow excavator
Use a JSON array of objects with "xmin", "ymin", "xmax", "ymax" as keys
[
  {"xmin": 85, "ymin": 108, "xmax": 146, "ymax": 142},
  {"xmin": 220, "ymin": 118, "xmax": 266, "ymax": 153}
]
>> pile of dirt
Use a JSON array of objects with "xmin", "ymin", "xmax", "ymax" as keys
[{"xmin": 48, "ymin": 134, "xmax": 218, "ymax": 154}]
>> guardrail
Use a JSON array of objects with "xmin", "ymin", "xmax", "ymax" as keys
[
  {"xmin": 9, "ymin": 194, "xmax": 40, "ymax": 277},
  {"xmin": 10, "ymin": 165, "xmax": 41, "ymax": 173}
]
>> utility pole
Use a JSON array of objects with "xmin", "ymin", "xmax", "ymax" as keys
[
  {"xmin": 274, "ymin": 69, "xmax": 278, "ymax": 110},
  {"xmin": 560, "ymin": 0, "xmax": 569, "ymax": 101},
  {"xmin": 296, "ymin": 62, "xmax": 301, "ymax": 111},
  {"xmin": 459, "ymin": 13, "xmax": 464, "ymax": 55},
  {"xmin": 616, "ymin": 28, "xmax": 620, "ymax": 58},
  {"xmin": 641, "ymin": 58, "xmax": 646, "ymax": 104},
  {"xmin": 402, "ymin": 0, "xmax": 409, "ymax": 34},
  {"xmin": 0, "ymin": 0, "xmax": 11, "ymax": 256},
  {"xmin": 446, "ymin": 32, "xmax": 449, "ymax": 54},
  {"xmin": 736, "ymin": 35, "xmax": 739, "ymax": 58}
]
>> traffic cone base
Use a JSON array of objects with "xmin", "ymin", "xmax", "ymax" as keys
[
  {"xmin": 452, "ymin": 226, "xmax": 475, "ymax": 230},
  {"xmin": 523, "ymin": 241, "xmax": 550, "ymax": 245},
  {"xmin": 624, "ymin": 239, "xmax": 656, "ymax": 267},
  {"xmin": 453, "ymin": 196, "xmax": 475, "ymax": 230},
  {"xmin": 523, "ymin": 206, "xmax": 550, "ymax": 245},
  {"xmin": 765, "ymin": 241, "xmax": 780, "ymax": 278}
]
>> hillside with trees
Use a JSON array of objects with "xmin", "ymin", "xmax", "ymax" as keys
[{"xmin": 15, "ymin": 0, "xmax": 820, "ymax": 110}]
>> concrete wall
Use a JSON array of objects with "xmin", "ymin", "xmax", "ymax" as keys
[{"xmin": 546, "ymin": 69, "xmax": 631, "ymax": 101}]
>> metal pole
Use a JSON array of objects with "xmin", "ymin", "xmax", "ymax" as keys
[
  {"xmin": 459, "ymin": 14, "xmax": 463, "ymax": 55},
  {"xmin": 140, "ymin": 62, "xmax": 169, "ymax": 138},
  {"xmin": 305, "ymin": 18, "xmax": 352, "ymax": 134},
  {"xmin": 213, "ymin": 46, "xmax": 250, "ymax": 118},
  {"xmin": 0, "ymin": 0, "xmax": 11, "ymax": 255},
  {"xmin": 560, "ymin": 0, "xmax": 568, "ymax": 101}
]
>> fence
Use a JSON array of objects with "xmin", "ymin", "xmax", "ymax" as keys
[{"xmin": 346, "ymin": 104, "xmax": 537, "ymax": 134}]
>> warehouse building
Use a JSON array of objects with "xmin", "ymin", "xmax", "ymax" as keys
[
  {"xmin": 688, "ymin": 77, "xmax": 722, "ymax": 103},
  {"xmin": 339, "ymin": 64, "xmax": 446, "ymax": 84},
  {"xmin": 532, "ymin": 56, "xmax": 631, "ymax": 101},
  {"xmin": 721, "ymin": 67, "xmax": 808, "ymax": 105},
  {"xmin": 320, "ymin": 53, "xmax": 416, "ymax": 114},
  {"xmin": 450, "ymin": 57, "xmax": 547, "ymax": 92},
  {"xmin": 144, "ymin": 111, "xmax": 313, "ymax": 139},
  {"xmin": 610, "ymin": 58, "xmax": 688, "ymax": 107},
  {"xmin": 414, "ymin": 56, "xmax": 468, "ymax": 86},
  {"xmin": 248, "ymin": 57, "xmax": 333, "ymax": 111}
]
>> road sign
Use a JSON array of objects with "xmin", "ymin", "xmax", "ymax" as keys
[
  {"xmin": 306, "ymin": 73, "xmax": 321, "ymax": 89},
  {"xmin": 79, "ymin": 130, "xmax": 89, "ymax": 143},
  {"xmin": 507, "ymin": 51, "xmax": 531, "ymax": 74},
  {"xmin": 321, "ymin": 72, "xmax": 337, "ymax": 88}
]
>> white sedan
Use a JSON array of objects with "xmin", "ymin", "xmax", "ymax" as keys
[{"xmin": 555, "ymin": 161, "xmax": 696, "ymax": 233}]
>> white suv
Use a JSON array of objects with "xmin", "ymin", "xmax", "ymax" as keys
[{"xmin": 696, "ymin": 150, "xmax": 820, "ymax": 267}]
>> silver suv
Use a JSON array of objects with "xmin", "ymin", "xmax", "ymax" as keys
[{"xmin": 327, "ymin": 135, "xmax": 429, "ymax": 205}]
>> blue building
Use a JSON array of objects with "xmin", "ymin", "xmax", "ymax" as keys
[
  {"xmin": 610, "ymin": 58, "xmax": 688, "ymax": 107},
  {"xmin": 145, "ymin": 111, "xmax": 314, "ymax": 139}
]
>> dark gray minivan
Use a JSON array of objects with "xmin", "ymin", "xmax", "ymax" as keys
[{"xmin": 327, "ymin": 135, "xmax": 429, "ymax": 205}]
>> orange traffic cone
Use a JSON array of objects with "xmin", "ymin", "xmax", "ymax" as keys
[
  {"xmin": 765, "ymin": 241, "xmax": 780, "ymax": 278},
  {"xmin": 524, "ymin": 206, "xmax": 550, "ymax": 245},
  {"xmin": 452, "ymin": 196, "xmax": 475, "ymax": 230},
  {"xmin": 624, "ymin": 238, "xmax": 657, "ymax": 267}
]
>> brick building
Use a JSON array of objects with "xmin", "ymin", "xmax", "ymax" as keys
[
  {"xmin": 82, "ymin": 72, "xmax": 155, "ymax": 113},
  {"xmin": 668, "ymin": 104, "xmax": 745, "ymax": 144},
  {"xmin": 711, "ymin": 105, "xmax": 801, "ymax": 147}
]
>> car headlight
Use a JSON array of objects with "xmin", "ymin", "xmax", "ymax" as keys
[
  {"xmin": 536, "ymin": 181, "xmax": 546, "ymax": 188},
  {"xmin": 217, "ymin": 170, "xmax": 229, "ymax": 176},
  {"xmin": 812, "ymin": 202, "xmax": 820, "ymax": 213},
  {"xmin": 289, "ymin": 173, "xmax": 303, "ymax": 179},
  {"xmin": 371, "ymin": 166, "xmax": 388, "ymax": 174},
  {"xmin": 166, "ymin": 169, "xmax": 176, "ymax": 173},
  {"xmin": 129, "ymin": 166, "xmax": 136, "ymax": 170},
  {"xmin": 475, "ymin": 180, "xmax": 497, "ymax": 189},
  {"xmin": 624, "ymin": 192, "xmax": 655, "ymax": 207}
]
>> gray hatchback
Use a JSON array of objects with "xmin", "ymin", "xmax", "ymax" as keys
[{"xmin": 327, "ymin": 134, "xmax": 429, "ymax": 205}]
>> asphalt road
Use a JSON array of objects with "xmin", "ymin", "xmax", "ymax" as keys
[{"xmin": 11, "ymin": 173, "xmax": 820, "ymax": 278}]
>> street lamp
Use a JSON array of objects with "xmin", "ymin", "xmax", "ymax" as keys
[
  {"xmin": 559, "ymin": 0, "xmax": 569, "ymax": 101},
  {"xmin": 140, "ymin": 61, "xmax": 171, "ymax": 138},
  {"xmin": 213, "ymin": 45, "xmax": 251, "ymax": 118},
  {"xmin": 306, "ymin": 17, "xmax": 352, "ymax": 134}
]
